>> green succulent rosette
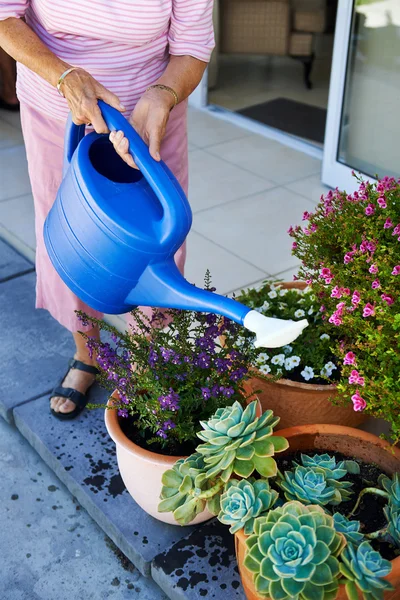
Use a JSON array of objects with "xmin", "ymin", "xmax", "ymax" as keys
[
  {"xmin": 218, "ymin": 478, "xmax": 279, "ymax": 535},
  {"xmin": 299, "ymin": 453, "xmax": 360, "ymax": 479},
  {"xmin": 196, "ymin": 401, "xmax": 288, "ymax": 482},
  {"xmin": 379, "ymin": 473, "xmax": 400, "ymax": 511},
  {"xmin": 158, "ymin": 453, "xmax": 222, "ymax": 525},
  {"xmin": 384, "ymin": 505, "xmax": 400, "ymax": 549},
  {"xmin": 244, "ymin": 501, "xmax": 345, "ymax": 600},
  {"xmin": 278, "ymin": 465, "xmax": 354, "ymax": 507},
  {"xmin": 333, "ymin": 513, "xmax": 364, "ymax": 546},
  {"xmin": 340, "ymin": 541, "xmax": 394, "ymax": 600}
]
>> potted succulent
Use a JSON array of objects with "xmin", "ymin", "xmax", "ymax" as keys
[
  {"xmin": 289, "ymin": 175, "xmax": 400, "ymax": 443},
  {"xmin": 159, "ymin": 402, "xmax": 400, "ymax": 598},
  {"xmin": 77, "ymin": 283, "xmax": 256, "ymax": 524},
  {"xmin": 231, "ymin": 281, "xmax": 364, "ymax": 429}
]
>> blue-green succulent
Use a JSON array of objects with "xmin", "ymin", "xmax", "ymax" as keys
[
  {"xmin": 340, "ymin": 541, "xmax": 394, "ymax": 600},
  {"xmin": 244, "ymin": 501, "xmax": 345, "ymax": 600},
  {"xmin": 278, "ymin": 465, "xmax": 354, "ymax": 507},
  {"xmin": 218, "ymin": 478, "xmax": 279, "ymax": 535},
  {"xmin": 333, "ymin": 513, "xmax": 364, "ymax": 546},
  {"xmin": 384, "ymin": 505, "xmax": 400, "ymax": 549},
  {"xmin": 379, "ymin": 473, "xmax": 400, "ymax": 510},
  {"xmin": 299, "ymin": 453, "xmax": 360, "ymax": 479},
  {"xmin": 196, "ymin": 401, "xmax": 289, "ymax": 482}
]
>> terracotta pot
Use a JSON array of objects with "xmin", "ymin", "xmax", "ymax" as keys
[
  {"xmin": 234, "ymin": 425, "xmax": 400, "ymax": 600},
  {"xmin": 244, "ymin": 281, "xmax": 366, "ymax": 429},
  {"xmin": 104, "ymin": 393, "xmax": 213, "ymax": 525}
]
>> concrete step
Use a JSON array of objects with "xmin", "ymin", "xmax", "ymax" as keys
[{"xmin": 0, "ymin": 237, "xmax": 34, "ymax": 283}]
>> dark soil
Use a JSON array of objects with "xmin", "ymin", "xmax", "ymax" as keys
[
  {"xmin": 119, "ymin": 414, "xmax": 198, "ymax": 457},
  {"xmin": 275, "ymin": 451, "xmax": 400, "ymax": 561}
]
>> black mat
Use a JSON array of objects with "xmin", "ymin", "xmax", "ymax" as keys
[{"xmin": 237, "ymin": 97, "xmax": 327, "ymax": 144}]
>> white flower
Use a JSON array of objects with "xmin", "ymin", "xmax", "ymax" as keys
[
  {"xmin": 283, "ymin": 345, "xmax": 293, "ymax": 355},
  {"xmin": 291, "ymin": 356, "xmax": 301, "ymax": 367},
  {"xmin": 236, "ymin": 336, "xmax": 246, "ymax": 347},
  {"xmin": 285, "ymin": 356, "xmax": 301, "ymax": 371},
  {"xmin": 301, "ymin": 366, "xmax": 315, "ymax": 381},
  {"xmin": 294, "ymin": 309, "xmax": 305, "ymax": 318},
  {"xmin": 279, "ymin": 288, "xmax": 288, "ymax": 297},
  {"xmin": 271, "ymin": 354, "xmax": 285, "ymax": 366},
  {"xmin": 278, "ymin": 303, "xmax": 287, "ymax": 310},
  {"xmin": 268, "ymin": 290, "xmax": 278, "ymax": 299},
  {"xmin": 307, "ymin": 306, "xmax": 314, "ymax": 315},
  {"xmin": 320, "ymin": 334, "xmax": 330, "ymax": 341},
  {"xmin": 261, "ymin": 300, "xmax": 270, "ymax": 311},
  {"xmin": 255, "ymin": 306, "xmax": 264, "ymax": 313},
  {"xmin": 320, "ymin": 361, "xmax": 337, "ymax": 378},
  {"xmin": 256, "ymin": 352, "xmax": 269, "ymax": 364},
  {"xmin": 259, "ymin": 364, "xmax": 271, "ymax": 375}
]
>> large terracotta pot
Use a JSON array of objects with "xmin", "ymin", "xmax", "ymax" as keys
[
  {"xmin": 234, "ymin": 425, "xmax": 400, "ymax": 600},
  {"xmin": 104, "ymin": 393, "xmax": 213, "ymax": 525},
  {"xmin": 245, "ymin": 281, "xmax": 366, "ymax": 429}
]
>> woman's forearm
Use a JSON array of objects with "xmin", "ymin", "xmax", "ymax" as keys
[
  {"xmin": 155, "ymin": 55, "xmax": 207, "ymax": 104},
  {"xmin": 0, "ymin": 17, "xmax": 69, "ymax": 87}
]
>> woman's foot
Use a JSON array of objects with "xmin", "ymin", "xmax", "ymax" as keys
[{"xmin": 50, "ymin": 355, "xmax": 97, "ymax": 415}]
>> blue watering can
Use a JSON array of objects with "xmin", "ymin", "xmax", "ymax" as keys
[{"xmin": 44, "ymin": 101, "xmax": 308, "ymax": 348}]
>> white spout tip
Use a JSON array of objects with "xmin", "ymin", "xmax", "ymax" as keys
[{"xmin": 243, "ymin": 310, "xmax": 308, "ymax": 348}]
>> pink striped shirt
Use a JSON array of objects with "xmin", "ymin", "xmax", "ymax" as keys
[{"xmin": 0, "ymin": 0, "xmax": 214, "ymax": 121}]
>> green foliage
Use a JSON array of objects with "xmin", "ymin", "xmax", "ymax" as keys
[
  {"xmin": 244, "ymin": 501, "xmax": 344, "ymax": 600},
  {"xmin": 218, "ymin": 478, "xmax": 279, "ymax": 535},
  {"xmin": 196, "ymin": 400, "xmax": 289, "ymax": 482},
  {"xmin": 290, "ymin": 176, "xmax": 400, "ymax": 443},
  {"xmin": 333, "ymin": 513, "xmax": 364, "ymax": 546},
  {"xmin": 380, "ymin": 473, "xmax": 400, "ymax": 548},
  {"xmin": 234, "ymin": 281, "xmax": 340, "ymax": 385},
  {"xmin": 340, "ymin": 541, "xmax": 394, "ymax": 599},
  {"xmin": 278, "ymin": 464, "xmax": 354, "ymax": 507}
]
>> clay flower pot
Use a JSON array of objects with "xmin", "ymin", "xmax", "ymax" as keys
[
  {"xmin": 104, "ymin": 393, "xmax": 213, "ymax": 525},
  {"xmin": 234, "ymin": 425, "xmax": 400, "ymax": 600},
  {"xmin": 245, "ymin": 281, "xmax": 366, "ymax": 430}
]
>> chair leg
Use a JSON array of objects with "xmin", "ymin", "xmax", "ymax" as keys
[{"xmin": 291, "ymin": 53, "xmax": 315, "ymax": 90}]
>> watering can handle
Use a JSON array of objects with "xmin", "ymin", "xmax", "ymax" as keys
[{"xmin": 64, "ymin": 100, "xmax": 187, "ymax": 245}]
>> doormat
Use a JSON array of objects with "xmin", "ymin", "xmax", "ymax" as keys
[{"xmin": 237, "ymin": 97, "xmax": 327, "ymax": 144}]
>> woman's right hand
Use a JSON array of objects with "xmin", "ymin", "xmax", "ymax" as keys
[{"xmin": 60, "ymin": 67, "xmax": 126, "ymax": 133}]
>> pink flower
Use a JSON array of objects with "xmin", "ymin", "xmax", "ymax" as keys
[
  {"xmin": 287, "ymin": 226, "xmax": 294, "ymax": 235},
  {"xmin": 292, "ymin": 242, "xmax": 298, "ymax": 250},
  {"xmin": 310, "ymin": 223, "xmax": 317, "ymax": 232},
  {"xmin": 321, "ymin": 268, "xmax": 333, "ymax": 279},
  {"xmin": 329, "ymin": 314, "xmax": 343, "ymax": 326},
  {"xmin": 343, "ymin": 288, "xmax": 351, "ymax": 296},
  {"xmin": 336, "ymin": 302, "xmax": 346, "ymax": 313},
  {"xmin": 351, "ymin": 291, "xmax": 361, "ymax": 305},
  {"xmin": 384, "ymin": 218, "xmax": 394, "ymax": 229},
  {"xmin": 344, "ymin": 253, "xmax": 354, "ymax": 264},
  {"xmin": 365, "ymin": 204, "xmax": 375, "ymax": 216},
  {"xmin": 306, "ymin": 279, "xmax": 313, "ymax": 285},
  {"xmin": 377, "ymin": 196, "xmax": 387, "ymax": 208},
  {"xmin": 369, "ymin": 264, "xmax": 378, "ymax": 274},
  {"xmin": 393, "ymin": 224, "xmax": 400, "ymax": 236},
  {"xmin": 352, "ymin": 390, "xmax": 367, "ymax": 412},
  {"xmin": 381, "ymin": 294, "xmax": 394, "ymax": 305},
  {"xmin": 371, "ymin": 280, "xmax": 380, "ymax": 289},
  {"xmin": 302, "ymin": 211, "xmax": 311, "ymax": 221},
  {"xmin": 362, "ymin": 303, "xmax": 375, "ymax": 317},
  {"xmin": 349, "ymin": 370, "xmax": 365, "ymax": 386},
  {"xmin": 366, "ymin": 241, "xmax": 376, "ymax": 253},
  {"xmin": 331, "ymin": 286, "xmax": 343, "ymax": 299},
  {"xmin": 392, "ymin": 266, "xmax": 400, "ymax": 276},
  {"xmin": 360, "ymin": 241, "xmax": 368, "ymax": 253},
  {"xmin": 344, "ymin": 352, "xmax": 356, "ymax": 365},
  {"xmin": 320, "ymin": 305, "xmax": 325, "ymax": 312}
]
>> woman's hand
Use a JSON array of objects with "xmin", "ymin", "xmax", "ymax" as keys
[
  {"xmin": 109, "ymin": 87, "xmax": 175, "ymax": 169},
  {"xmin": 61, "ymin": 68, "xmax": 126, "ymax": 133}
]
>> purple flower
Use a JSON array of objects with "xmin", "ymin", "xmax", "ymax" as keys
[
  {"xmin": 158, "ymin": 389, "xmax": 180, "ymax": 412},
  {"xmin": 365, "ymin": 204, "xmax": 375, "ymax": 216},
  {"xmin": 381, "ymin": 294, "xmax": 395, "ymax": 306},
  {"xmin": 160, "ymin": 347, "xmax": 175, "ymax": 362},
  {"xmin": 221, "ymin": 386, "xmax": 235, "ymax": 398},
  {"xmin": 377, "ymin": 196, "xmax": 387, "ymax": 208},
  {"xmin": 384, "ymin": 218, "xmax": 394, "ymax": 229},
  {"xmin": 156, "ymin": 430, "xmax": 167, "ymax": 439},
  {"xmin": 215, "ymin": 357, "xmax": 230, "ymax": 373},
  {"xmin": 196, "ymin": 352, "xmax": 211, "ymax": 369},
  {"xmin": 229, "ymin": 367, "xmax": 247, "ymax": 382},
  {"xmin": 392, "ymin": 266, "xmax": 400, "ymax": 276},
  {"xmin": 162, "ymin": 419, "xmax": 176, "ymax": 431},
  {"xmin": 362, "ymin": 303, "xmax": 375, "ymax": 317},
  {"xmin": 369, "ymin": 264, "xmax": 378, "ymax": 274},
  {"xmin": 148, "ymin": 348, "xmax": 158, "ymax": 368},
  {"xmin": 118, "ymin": 408, "xmax": 129, "ymax": 418},
  {"xmin": 371, "ymin": 279, "xmax": 380, "ymax": 289},
  {"xmin": 118, "ymin": 378, "xmax": 127, "ymax": 388},
  {"xmin": 201, "ymin": 387, "xmax": 211, "ymax": 400}
]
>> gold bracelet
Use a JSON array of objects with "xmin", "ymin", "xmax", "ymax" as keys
[
  {"xmin": 56, "ymin": 67, "xmax": 80, "ymax": 97},
  {"xmin": 145, "ymin": 84, "xmax": 179, "ymax": 108}
]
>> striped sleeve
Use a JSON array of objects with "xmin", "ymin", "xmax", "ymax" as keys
[
  {"xmin": 0, "ymin": 0, "xmax": 28, "ymax": 20},
  {"xmin": 168, "ymin": 0, "xmax": 215, "ymax": 63}
]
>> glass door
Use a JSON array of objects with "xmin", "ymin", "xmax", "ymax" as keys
[{"xmin": 322, "ymin": 0, "xmax": 400, "ymax": 191}]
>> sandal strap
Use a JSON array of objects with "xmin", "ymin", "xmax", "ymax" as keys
[
  {"xmin": 68, "ymin": 358, "xmax": 99, "ymax": 375},
  {"xmin": 51, "ymin": 386, "xmax": 88, "ymax": 409}
]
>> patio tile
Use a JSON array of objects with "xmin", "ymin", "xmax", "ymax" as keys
[
  {"xmin": 0, "ymin": 117, "xmax": 24, "ymax": 149},
  {"xmin": 207, "ymin": 136, "xmax": 321, "ymax": 185},
  {"xmin": 285, "ymin": 173, "xmax": 331, "ymax": 206},
  {"xmin": 185, "ymin": 230, "xmax": 266, "ymax": 295},
  {"xmin": 152, "ymin": 519, "xmax": 245, "ymax": 600},
  {"xmin": 188, "ymin": 109, "xmax": 248, "ymax": 149},
  {"xmin": 0, "ymin": 145, "xmax": 31, "ymax": 202},
  {"xmin": 13, "ymin": 389, "xmax": 199, "ymax": 578},
  {"xmin": 192, "ymin": 187, "xmax": 306, "ymax": 275},
  {"xmin": 0, "ymin": 272, "xmax": 74, "ymax": 423},
  {"xmin": 0, "ymin": 193, "xmax": 36, "ymax": 259},
  {"xmin": 188, "ymin": 149, "xmax": 274, "ymax": 212},
  {"xmin": 0, "ymin": 237, "xmax": 33, "ymax": 282},
  {"xmin": 272, "ymin": 263, "xmax": 302, "ymax": 280}
]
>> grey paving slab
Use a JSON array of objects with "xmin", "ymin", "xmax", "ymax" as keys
[
  {"xmin": 13, "ymin": 388, "xmax": 199, "ymax": 578},
  {"xmin": 152, "ymin": 520, "xmax": 245, "ymax": 600},
  {"xmin": 0, "ymin": 414, "xmax": 166, "ymax": 600},
  {"xmin": 0, "ymin": 272, "xmax": 74, "ymax": 423},
  {"xmin": 0, "ymin": 236, "xmax": 33, "ymax": 282}
]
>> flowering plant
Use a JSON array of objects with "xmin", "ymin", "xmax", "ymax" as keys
[
  {"xmin": 234, "ymin": 281, "xmax": 339, "ymax": 384},
  {"xmin": 290, "ymin": 176, "xmax": 400, "ymax": 442},
  {"xmin": 77, "ymin": 277, "xmax": 256, "ymax": 455}
]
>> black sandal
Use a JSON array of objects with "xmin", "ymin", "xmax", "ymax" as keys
[{"xmin": 50, "ymin": 358, "xmax": 99, "ymax": 421}]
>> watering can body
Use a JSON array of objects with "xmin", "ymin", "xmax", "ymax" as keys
[{"xmin": 44, "ymin": 101, "xmax": 307, "ymax": 348}]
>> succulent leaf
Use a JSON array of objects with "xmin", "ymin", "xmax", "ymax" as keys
[
  {"xmin": 278, "ymin": 465, "xmax": 354, "ymax": 507},
  {"xmin": 340, "ymin": 541, "xmax": 394, "ymax": 599},
  {"xmin": 379, "ymin": 473, "xmax": 400, "ymax": 510},
  {"xmin": 333, "ymin": 513, "xmax": 364, "ymax": 546}
]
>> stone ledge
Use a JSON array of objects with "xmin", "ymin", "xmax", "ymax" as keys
[{"xmin": 0, "ymin": 237, "xmax": 33, "ymax": 283}]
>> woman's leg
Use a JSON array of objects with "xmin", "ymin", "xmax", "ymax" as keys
[{"xmin": 20, "ymin": 103, "xmax": 102, "ymax": 414}]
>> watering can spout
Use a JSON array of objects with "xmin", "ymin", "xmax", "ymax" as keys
[{"xmin": 126, "ymin": 260, "xmax": 308, "ymax": 348}]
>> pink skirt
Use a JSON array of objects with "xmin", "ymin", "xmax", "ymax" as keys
[{"xmin": 20, "ymin": 101, "xmax": 188, "ymax": 333}]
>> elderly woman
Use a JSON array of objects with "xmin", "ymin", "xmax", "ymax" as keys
[{"xmin": 0, "ymin": 1, "xmax": 214, "ymax": 420}]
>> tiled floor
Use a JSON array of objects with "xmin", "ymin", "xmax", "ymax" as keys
[{"xmin": 0, "ymin": 104, "xmax": 329, "ymax": 328}]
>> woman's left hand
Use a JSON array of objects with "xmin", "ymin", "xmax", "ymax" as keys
[{"xmin": 109, "ymin": 87, "xmax": 175, "ymax": 168}]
